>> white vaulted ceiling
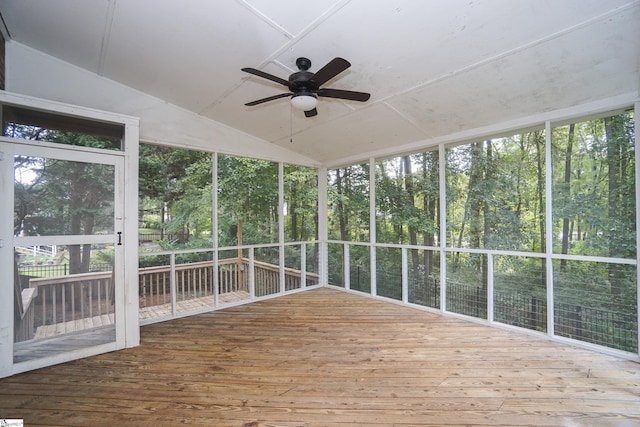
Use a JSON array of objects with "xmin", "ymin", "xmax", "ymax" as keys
[{"xmin": 0, "ymin": 0, "xmax": 638, "ymax": 165}]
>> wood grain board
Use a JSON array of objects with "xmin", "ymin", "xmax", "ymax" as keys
[{"xmin": 1, "ymin": 287, "xmax": 638, "ymax": 426}]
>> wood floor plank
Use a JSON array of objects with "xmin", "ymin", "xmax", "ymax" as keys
[{"xmin": 1, "ymin": 287, "xmax": 638, "ymax": 426}]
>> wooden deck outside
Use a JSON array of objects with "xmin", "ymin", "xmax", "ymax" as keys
[
  {"xmin": 1, "ymin": 287, "xmax": 639, "ymax": 426},
  {"xmin": 32, "ymin": 290, "xmax": 251, "ymax": 339}
]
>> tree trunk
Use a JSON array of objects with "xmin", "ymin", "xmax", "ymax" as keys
[
  {"xmin": 336, "ymin": 168, "xmax": 348, "ymax": 242},
  {"xmin": 604, "ymin": 117, "xmax": 621, "ymax": 296},
  {"xmin": 481, "ymin": 140, "xmax": 493, "ymax": 289},
  {"xmin": 290, "ymin": 185, "xmax": 298, "ymax": 241},
  {"xmin": 560, "ymin": 124, "xmax": 575, "ymax": 269},
  {"xmin": 402, "ymin": 156, "xmax": 420, "ymax": 277},
  {"xmin": 534, "ymin": 131, "xmax": 546, "ymax": 288}
]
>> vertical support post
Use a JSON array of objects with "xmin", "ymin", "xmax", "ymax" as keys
[
  {"xmin": 317, "ymin": 167, "xmax": 328, "ymax": 285},
  {"xmin": 369, "ymin": 157, "xmax": 377, "ymax": 297},
  {"xmin": 439, "ymin": 144, "xmax": 447, "ymax": 312},
  {"xmin": 279, "ymin": 162, "xmax": 285, "ymax": 293},
  {"xmin": 212, "ymin": 152, "xmax": 219, "ymax": 308},
  {"xmin": 545, "ymin": 120, "xmax": 555, "ymax": 338},
  {"xmin": 635, "ymin": 101, "xmax": 640, "ymax": 359},
  {"xmin": 122, "ymin": 119, "xmax": 140, "ymax": 348},
  {"xmin": 0, "ymin": 144, "xmax": 13, "ymax": 377}
]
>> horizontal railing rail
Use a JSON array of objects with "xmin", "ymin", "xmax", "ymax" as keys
[
  {"xmin": 351, "ymin": 270, "xmax": 636, "ymax": 352},
  {"xmin": 28, "ymin": 271, "xmax": 114, "ymax": 335},
  {"xmin": 24, "ymin": 256, "xmax": 320, "ymax": 339}
]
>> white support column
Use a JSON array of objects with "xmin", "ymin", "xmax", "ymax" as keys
[
  {"xmin": 317, "ymin": 167, "xmax": 328, "ymax": 285},
  {"xmin": 545, "ymin": 120, "xmax": 555, "ymax": 338},
  {"xmin": 122, "ymin": 119, "xmax": 140, "ymax": 348},
  {"xmin": 439, "ymin": 144, "xmax": 447, "ymax": 312},
  {"xmin": 635, "ymin": 101, "xmax": 640, "ymax": 359},
  {"xmin": 0, "ymin": 143, "xmax": 14, "ymax": 377},
  {"xmin": 212, "ymin": 152, "xmax": 219, "ymax": 308},
  {"xmin": 369, "ymin": 157, "xmax": 377, "ymax": 297},
  {"xmin": 278, "ymin": 162, "xmax": 285, "ymax": 293}
]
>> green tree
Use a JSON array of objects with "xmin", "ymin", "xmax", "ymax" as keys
[
  {"xmin": 139, "ymin": 144, "xmax": 212, "ymax": 244},
  {"xmin": 13, "ymin": 130, "xmax": 118, "ymax": 273},
  {"xmin": 217, "ymin": 155, "xmax": 279, "ymax": 246},
  {"xmin": 328, "ymin": 164, "xmax": 370, "ymax": 241},
  {"xmin": 284, "ymin": 164, "xmax": 318, "ymax": 242}
]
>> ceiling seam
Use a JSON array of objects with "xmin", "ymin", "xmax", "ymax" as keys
[
  {"xmin": 97, "ymin": 0, "xmax": 117, "ymax": 76},
  {"xmin": 199, "ymin": 0, "xmax": 352, "ymax": 113},
  {"xmin": 382, "ymin": 101, "xmax": 428, "ymax": 136},
  {"xmin": 250, "ymin": 0, "xmax": 351, "ymax": 69},
  {"xmin": 0, "ymin": 11, "xmax": 11, "ymax": 40},
  {"xmin": 382, "ymin": 0, "xmax": 640, "ymax": 106},
  {"xmin": 235, "ymin": 0, "xmax": 295, "ymax": 40}
]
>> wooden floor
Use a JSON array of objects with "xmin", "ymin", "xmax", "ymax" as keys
[
  {"xmin": 1, "ymin": 287, "xmax": 639, "ymax": 426},
  {"xmin": 15, "ymin": 291, "xmax": 251, "ymax": 364},
  {"xmin": 139, "ymin": 290, "xmax": 251, "ymax": 321}
]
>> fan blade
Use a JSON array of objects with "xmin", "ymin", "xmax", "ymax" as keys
[
  {"xmin": 310, "ymin": 57, "xmax": 351, "ymax": 86},
  {"xmin": 241, "ymin": 68, "xmax": 289, "ymax": 87},
  {"xmin": 304, "ymin": 108, "xmax": 318, "ymax": 118},
  {"xmin": 245, "ymin": 92, "xmax": 292, "ymax": 106},
  {"xmin": 317, "ymin": 88, "xmax": 371, "ymax": 102}
]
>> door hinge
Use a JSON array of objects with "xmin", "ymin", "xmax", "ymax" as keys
[{"xmin": 0, "ymin": 151, "xmax": 5, "ymax": 161}]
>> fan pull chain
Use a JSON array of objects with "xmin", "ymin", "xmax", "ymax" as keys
[{"xmin": 290, "ymin": 104, "xmax": 293, "ymax": 143}]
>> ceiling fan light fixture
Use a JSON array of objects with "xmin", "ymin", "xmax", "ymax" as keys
[
  {"xmin": 291, "ymin": 94, "xmax": 318, "ymax": 111},
  {"xmin": 242, "ymin": 57, "xmax": 370, "ymax": 117}
]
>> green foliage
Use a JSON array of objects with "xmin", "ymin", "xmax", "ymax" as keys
[
  {"xmin": 446, "ymin": 132, "xmax": 546, "ymax": 253},
  {"xmin": 284, "ymin": 164, "xmax": 318, "ymax": 242},
  {"xmin": 13, "ymin": 128, "xmax": 118, "ymax": 273},
  {"xmin": 139, "ymin": 144, "xmax": 213, "ymax": 248},
  {"xmin": 327, "ymin": 164, "xmax": 370, "ymax": 241},
  {"xmin": 375, "ymin": 152, "xmax": 439, "ymax": 246},
  {"xmin": 552, "ymin": 112, "xmax": 636, "ymax": 259},
  {"xmin": 217, "ymin": 155, "xmax": 279, "ymax": 246},
  {"xmin": 139, "ymin": 147, "xmax": 319, "ymax": 250}
]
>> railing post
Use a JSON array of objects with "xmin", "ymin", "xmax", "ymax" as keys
[
  {"xmin": 401, "ymin": 247, "xmax": 408, "ymax": 304},
  {"xmin": 301, "ymin": 243, "xmax": 307, "ymax": 288},
  {"xmin": 487, "ymin": 253, "xmax": 494, "ymax": 323},
  {"xmin": 170, "ymin": 253, "xmax": 176, "ymax": 316},
  {"xmin": 343, "ymin": 243, "xmax": 350, "ymax": 290},
  {"xmin": 249, "ymin": 248, "xmax": 255, "ymax": 299}
]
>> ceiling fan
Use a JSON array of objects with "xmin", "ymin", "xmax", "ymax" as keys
[{"xmin": 241, "ymin": 57, "xmax": 371, "ymax": 117}]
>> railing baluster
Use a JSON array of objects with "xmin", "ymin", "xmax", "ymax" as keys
[
  {"xmin": 52, "ymin": 284, "xmax": 57, "ymax": 325},
  {"xmin": 80, "ymin": 282, "xmax": 85, "ymax": 320},
  {"xmin": 61, "ymin": 284, "xmax": 66, "ymax": 325},
  {"xmin": 89, "ymin": 280, "xmax": 94, "ymax": 318},
  {"xmin": 41, "ymin": 288, "xmax": 46, "ymax": 326},
  {"xmin": 97, "ymin": 279, "xmax": 102, "ymax": 317}
]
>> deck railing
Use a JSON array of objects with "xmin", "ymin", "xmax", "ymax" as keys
[
  {"xmin": 23, "ymin": 255, "xmax": 634, "ymax": 352},
  {"xmin": 28, "ymin": 271, "xmax": 115, "ymax": 331},
  {"xmin": 22, "ymin": 257, "xmax": 320, "ymax": 340},
  {"xmin": 361, "ymin": 274, "xmax": 637, "ymax": 353}
]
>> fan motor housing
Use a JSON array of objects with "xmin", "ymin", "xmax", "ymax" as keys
[{"xmin": 289, "ymin": 71, "xmax": 318, "ymax": 93}]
